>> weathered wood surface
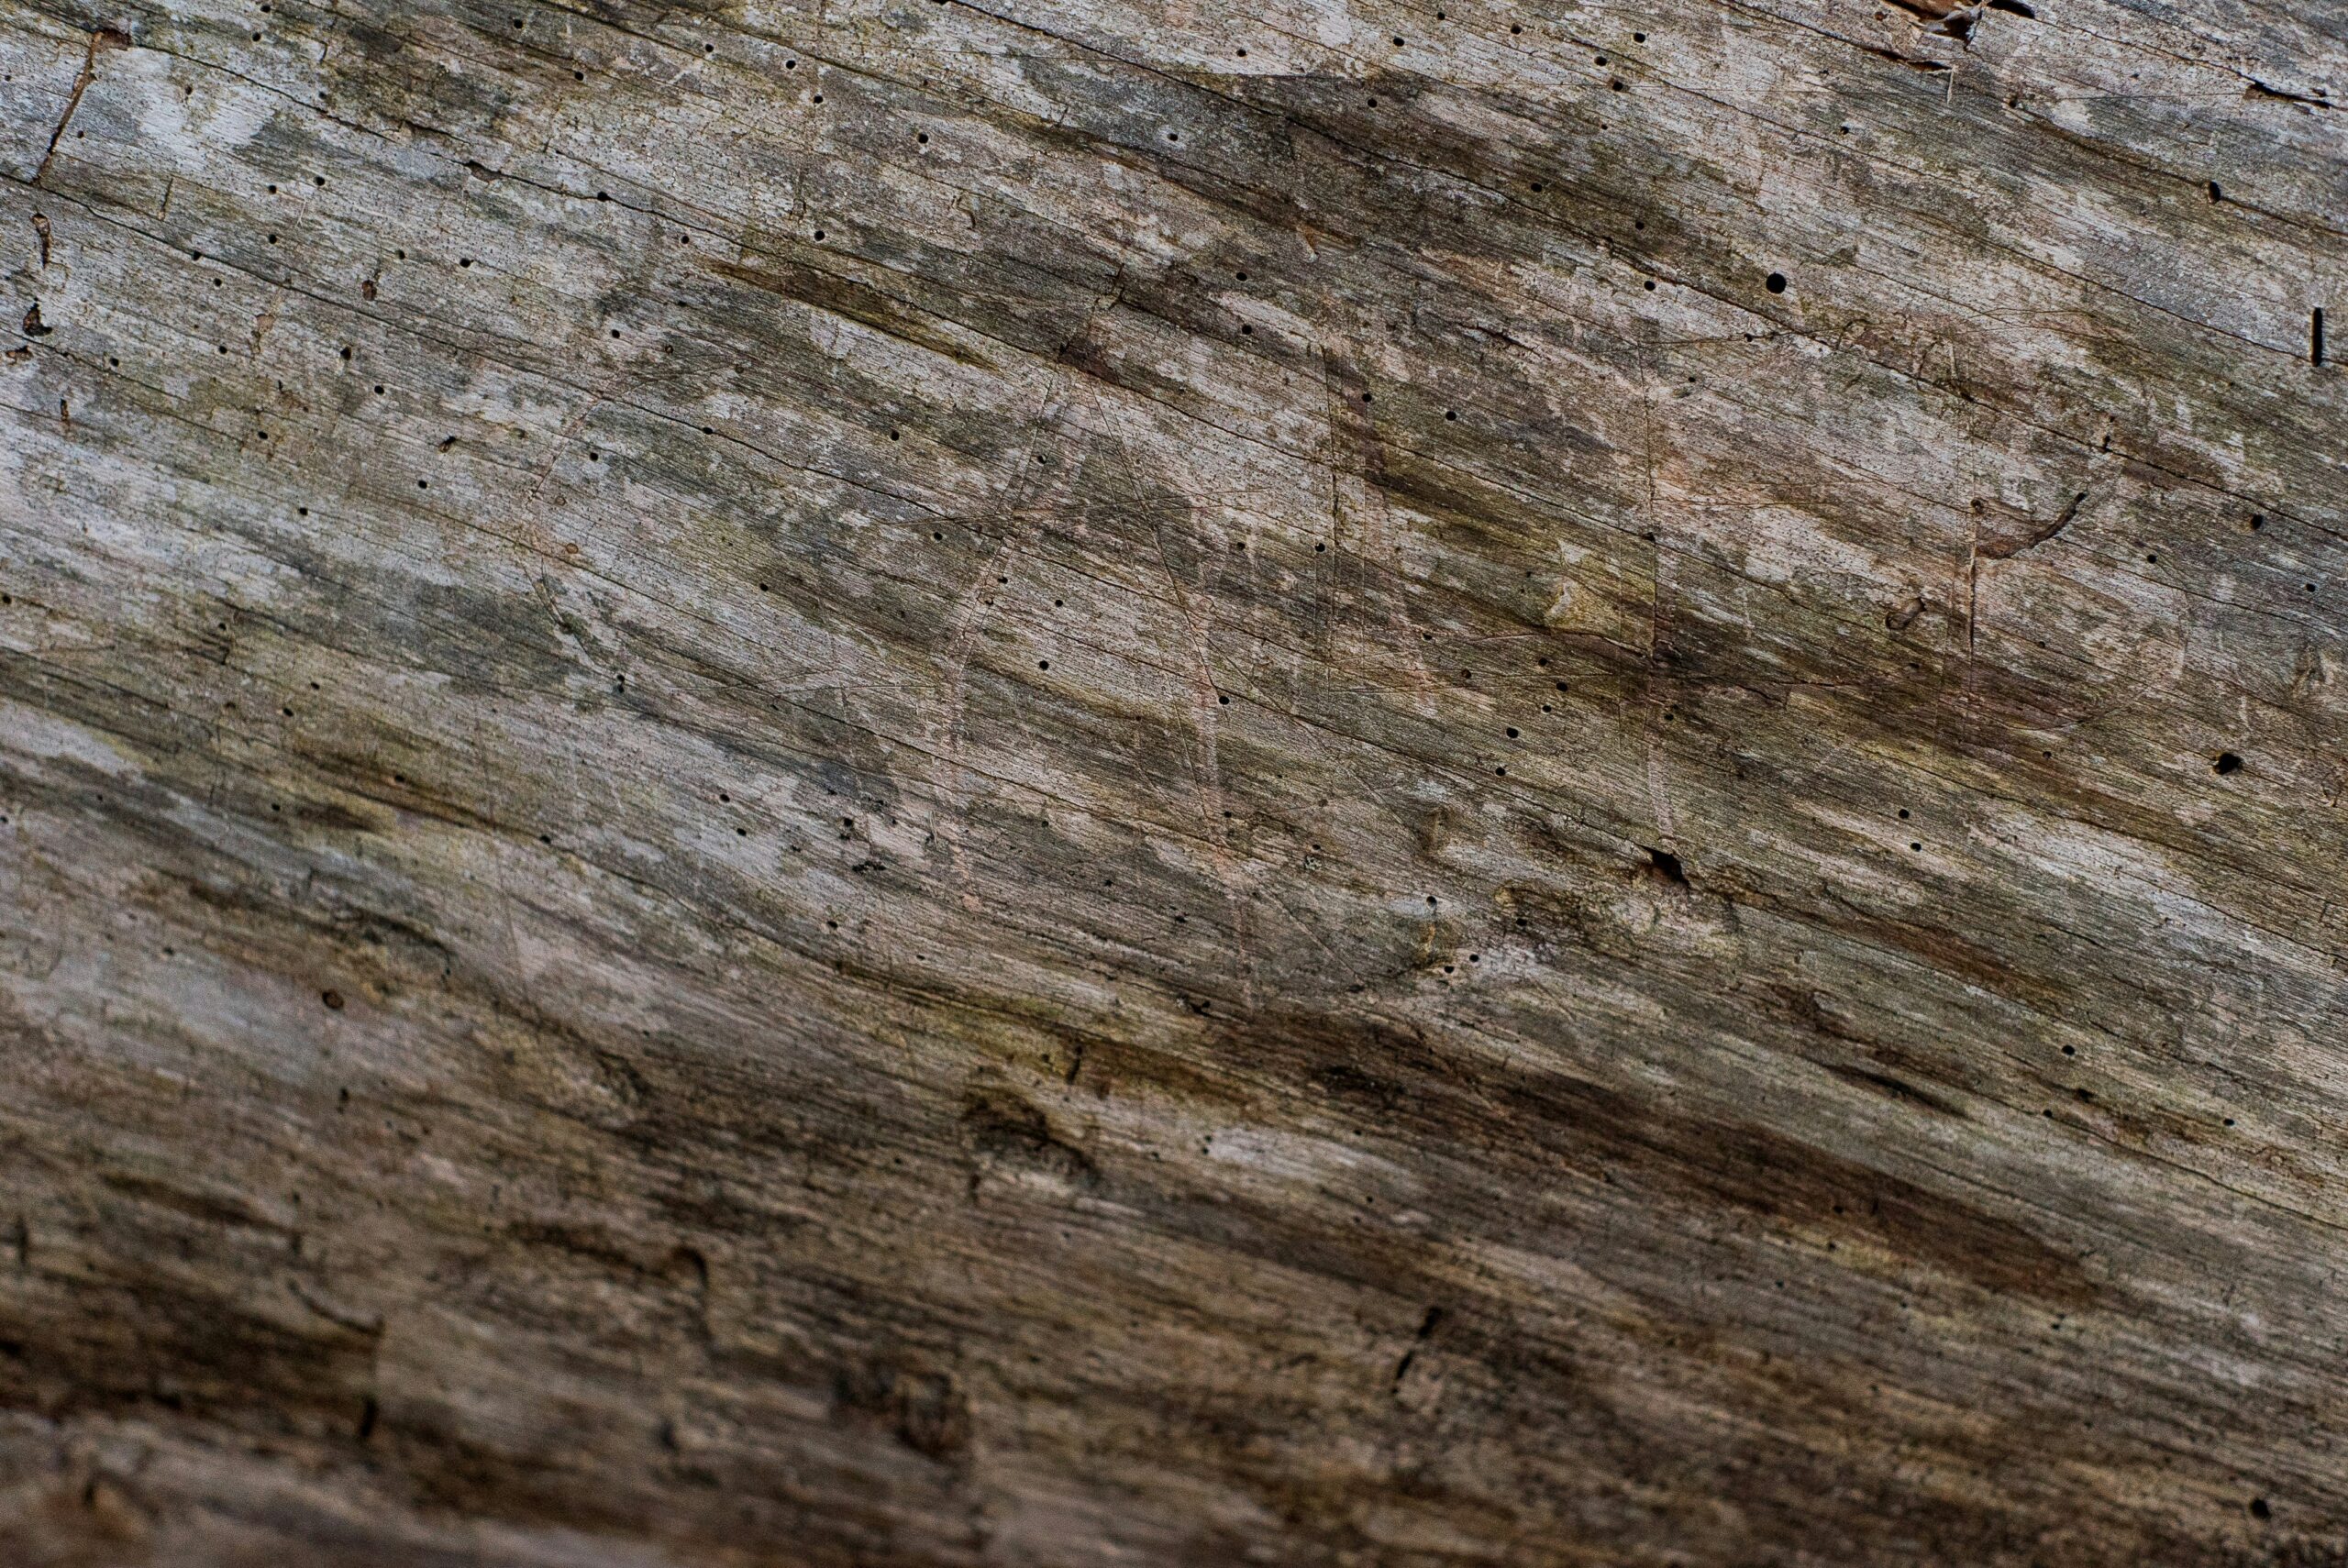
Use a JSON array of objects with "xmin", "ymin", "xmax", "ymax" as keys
[{"xmin": 3, "ymin": 0, "xmax": 2346, "ymax": 1561}]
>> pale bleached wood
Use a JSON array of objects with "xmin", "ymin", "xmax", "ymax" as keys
[{"xmin": 2, "ymin": 0, "xmax": 2345, "ymax": 1562}]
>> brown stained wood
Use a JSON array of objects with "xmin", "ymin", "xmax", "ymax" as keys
[{"xmin": 0, "ymin": 0, "xmax": 2344, "ymax": 1562}]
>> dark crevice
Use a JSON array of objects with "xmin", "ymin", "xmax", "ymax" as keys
[{"xmin": 2247, "ymin": 80, "xmax": 2333, "ymax": 109}]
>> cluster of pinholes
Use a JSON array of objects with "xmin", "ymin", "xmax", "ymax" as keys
[
  {"xmin": 6, "ymin": 0, "xmax": 2317, "ymax": 1365},
  {"xmin": 9, "ymin": 10, "xmax": 2289, "ymax": 966}
]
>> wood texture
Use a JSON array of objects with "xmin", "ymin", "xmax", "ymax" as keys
[{"xmin": 3, "ymin": 0, "xmax": 2345, "ymax": 1562}]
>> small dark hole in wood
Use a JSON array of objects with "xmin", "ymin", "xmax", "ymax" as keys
[
  {"xmin": 2214, "ymin": 752, "xmax": 2243, "ymax": 775},
  {"xmin": 1766, "ymin": 272, "xmax": 1787, "ymax": 293}
]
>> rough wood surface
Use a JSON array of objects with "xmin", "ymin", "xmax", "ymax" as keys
[{"xmin": 4, "ymin": 0, "xmax": 2346, "ymax": 1562}]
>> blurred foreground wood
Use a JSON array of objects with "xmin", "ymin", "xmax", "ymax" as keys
[{"xmin": 3, "ymin": 0, "xmax": 2346, "ymax": 1562}]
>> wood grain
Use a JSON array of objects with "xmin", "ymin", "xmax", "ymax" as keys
[{"xmin": 2, "ymin": 0, "xmax": 2344, "ymax": 1562}]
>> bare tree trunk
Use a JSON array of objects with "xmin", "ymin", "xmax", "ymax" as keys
[{"xmin": 2, "ymin": 0, "xmax": 2343, "ymax": 1561}]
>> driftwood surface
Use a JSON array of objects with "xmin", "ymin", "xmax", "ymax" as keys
[{"xmin": 3, "ymin": 0, "xmax": 2346, "ymax": 1562}]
